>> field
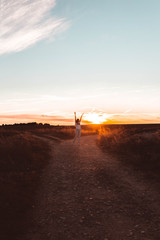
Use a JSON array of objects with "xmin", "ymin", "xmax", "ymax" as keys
[
  {"xmin": 0, "ymin": 129, "xmax": 51, "ymax": 240},
  {"xmin": 98, "ymin": 124, "xmax": 160, "ymax": 184},
  {"xmin": 0, "ymin": 123, "xmax": 160, "ymax": 240}
]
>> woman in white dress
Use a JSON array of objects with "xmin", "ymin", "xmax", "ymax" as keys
[{"xmin": 73, "ymin": 112, "xmax": 84, "ymax": 144}]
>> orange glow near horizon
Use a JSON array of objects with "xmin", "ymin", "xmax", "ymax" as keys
[
  {"xmin": 83, "ymin": 113, "xmax": 110, "ymax": 124},
  {"xmin": 0, "ymin": 112, "xmax": 159, "ymax": 125}
]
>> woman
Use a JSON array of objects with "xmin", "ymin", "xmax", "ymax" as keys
[{"xmin": 73, "ymin": 112, "xmax": 84, "ymax": 144}]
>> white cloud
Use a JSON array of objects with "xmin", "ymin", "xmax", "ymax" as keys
[{"xmin": 0, "ymin": 0, "xmax": 69, "ymax": 54}]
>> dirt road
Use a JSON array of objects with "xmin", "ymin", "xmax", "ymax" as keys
[{"xmin": 24, "ymin": 135, "xmax": 160, "ymax": 240}]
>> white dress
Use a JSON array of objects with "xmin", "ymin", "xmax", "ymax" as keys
[{"xmin": 76, "ymin": 123, "xmax": 81, "ymax": 130}]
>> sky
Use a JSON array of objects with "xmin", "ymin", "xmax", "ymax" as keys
[{"xmin": 0, "ymin": 0, "xmax": 160, "ymax": 125}]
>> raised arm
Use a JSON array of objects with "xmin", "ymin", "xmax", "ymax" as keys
[
  {"xmin": 74, "ymin": 112, "xmax": 76, "ymax": 124},
  {"xmin": 80, "ymin": 113, "xmax": 84, "ymax": 122}
]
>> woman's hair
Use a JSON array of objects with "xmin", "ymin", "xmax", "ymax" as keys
[{"xmin": 76, "ymin": 118, "xmax": 80, "ymax": 123}]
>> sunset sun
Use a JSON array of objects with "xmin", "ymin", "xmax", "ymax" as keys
[{"xmin": 84, "ymin": 113, "xmax": 107, "ymax": 124}]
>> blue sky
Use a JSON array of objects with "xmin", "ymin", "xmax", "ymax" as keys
[{"xmin": 0, "ymin": 0, "xmax": 160, "ymax": 124}]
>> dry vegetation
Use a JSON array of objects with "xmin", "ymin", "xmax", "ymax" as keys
[
  {"xmin": 98, "ymin": 124, "xmax": 160, "ymax": 183},
  {"xmin": 0, "ymin": 128, "xmax": 50, "ymax": 240},
  {"xmin": 31, "ymin": 124, "xmax": 98, "ymax": 140}
]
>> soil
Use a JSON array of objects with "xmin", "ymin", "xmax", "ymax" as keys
[{"xmin": 24, "ymin": 135, "xmax": 160, "ymax": 240}]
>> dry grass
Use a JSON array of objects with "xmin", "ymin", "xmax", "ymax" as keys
[
  {"xmin": 0, "ymin": 129, "xmax": 50, "ymax": 240},
  {"xmin": 31, "ymin": 125, "xmax": 98, "ymax": 140},
  {"xmin": 98, "ymin": 125, "xmax": 160, "ymax": 181},
  {"xmin": 0, "ymin": 132, "xmax": 49, "ymax": 171}
]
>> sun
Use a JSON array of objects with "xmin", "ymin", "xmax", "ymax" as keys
[{"xmin": 84, "ymin": 113, "xmax": 107, "ymax": 124}]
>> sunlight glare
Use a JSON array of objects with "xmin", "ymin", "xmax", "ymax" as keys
[{"xmin": 84, "ymin": 112, "xmax": 108, "ymax": 124}]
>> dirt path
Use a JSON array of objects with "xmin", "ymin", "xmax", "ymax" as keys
[{"xmin": 24, "ymin": 135, "xmax": 160, "ymax": 240}]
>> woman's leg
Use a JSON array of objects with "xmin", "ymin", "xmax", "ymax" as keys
[
  {"xmin": 73, "ymin": 129, "xmax": 78, "ymax": 143},
  {"xmin": 78, "ymin": 129, "xmax": 81, "ymax": 144}
]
